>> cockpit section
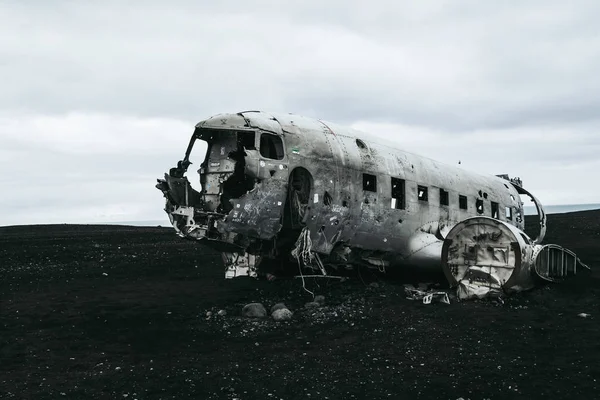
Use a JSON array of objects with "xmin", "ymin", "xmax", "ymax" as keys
[{"xmin": 156, "ymin": 126, "xmax": 290, "ymax": 272}]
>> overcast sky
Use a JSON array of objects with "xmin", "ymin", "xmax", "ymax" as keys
[{"xmin": 2, "ymin": 1, "xmax": 600, "ymax": 226}]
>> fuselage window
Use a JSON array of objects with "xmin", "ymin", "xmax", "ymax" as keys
[
  {"xmin": 516, "ymin": 211, "xmax": 523, "ymax": 223},
  {"xmin": 440, "ymin": 189, "xmax": 449, "ymax": 206},
  {"xmin": 505, "ymin": 206, "xmax": 513, "ymax": 220},
  {"xmin": 476, "ymin": 199, "xmax": 484, "ymax": 214},
  {"xmin": 491, "ymin": 201, "xmax": 499, "ymax": 219},
  {"xmin": 459, "ymin": 195, "xmax": 468, "ymax": 210},
  {"xmin": 259, "ymin": 133, "xmax": 284, "ymax": 160},
  {"xmin": 391, "ymin": 177, "xmax": 405, "ymax": 209},
  {"xmin": 363, "ymin": 174, "xmax": 377, "ymax": 192},
  {"xmin": 323, "ymin": 191, "xmax": 333, "ymax": 206},
  {"xmin": 418, "ymin": 185, "xmax": 428, "ymax": 202}
]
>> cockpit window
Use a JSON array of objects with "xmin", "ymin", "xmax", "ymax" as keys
[
  {"xmin": 238, "ymin": 131, "xmax": 256, "ymax": 150},
  {"xmin": 260, "ymin": 133, "xmax": 285, "ymax": 160}
]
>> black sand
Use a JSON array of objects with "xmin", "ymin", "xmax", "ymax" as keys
[{"xmin": 1, "ymin": 211, "xmax": 599, "ymax": 399}]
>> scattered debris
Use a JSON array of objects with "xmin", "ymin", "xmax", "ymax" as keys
[
  {"xmin": 242, "ymin": 303, "xmax": 266, "ymax": 318},
  {"xmin": 457, "ymin": 279, "xmax": 503, "ymax": 301},
  {"xmin": 265, "ymin": 273, "xmax": 277, "ymax": 281},
  {"xmin": 422, "ymin": 292, "xmax": 450, "ymax": 305},
  {"xmin": 404, "ymin": 284, "xmax": 451, "ymax": 305}
]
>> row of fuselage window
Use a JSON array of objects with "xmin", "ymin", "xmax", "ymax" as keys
[{"xmin": 362, "ymin": 173, "xmax": 519, "ymax": 221}]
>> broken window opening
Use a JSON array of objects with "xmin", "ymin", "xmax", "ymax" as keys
[
  {"xmin": 182, "ymin": 136, "xmax": 208, "ymax": 194},
  {"xmin": 238, "ymin": 131, "xmax": 256, "ymax": 150},
  {"xmin": 363, "ymin": 174, "xmax": 377, "ymax": 192},
  {"xmin": 217, "ymin": 159, "xmax": 255, "ymax": 214},
  {"xmin": 260, "ymin": 133, "xmax": 284, "ymax": 160},
  {"xmin": 491, "ymin": 201, "xmax": 499, "ymax": 219},
  {"xmin": 323, "ymin": 191, "xmax": 333, "ymax": 206},
  {"xmin": 356, "ymin": 139, "xmax": 367, "ymax": 150},
  {"xmin": 391, "ymin": 177, "xmax": 405, "ymax": 209},
  {"xmin": 459, "ymin": 195, "xmax": 468, "ymax": 210},
  {"xmin": 476, "ymin": 199, "xmax": 484, "ymax": 214},
  {"xmin": 418, "ymin": 185, "xmax": 428, "ymax": 202},
  {"xmin": 440, "ymin": 189, "xmax": 449, "ymax": 206},
  {"xmin": 506, "ymin": 206, "xmax": 513, "ymax": 220},
  {"xmin": 516, "ymin": 211, "xmax": 523, "ymax": 223}
]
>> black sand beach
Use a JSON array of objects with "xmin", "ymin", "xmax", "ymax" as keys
[{"xmin": 1, "ymin": 210, "xmax": 599, "ymax": 399}]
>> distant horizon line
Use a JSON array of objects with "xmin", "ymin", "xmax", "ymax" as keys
[{"xmin": 3, "ymin": 203, "xmax": 600, "ymax": 228}]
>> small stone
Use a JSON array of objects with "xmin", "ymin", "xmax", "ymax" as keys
[
  {"xmin": 206, "ymin": 311, "xmax": 213, "ymax": 317},
  {"xmin": 270, "ymin": 303, "xmax": 288, "ymax": 314},
  {"xmin": 305, "ymin": 301, "xmax": 320, "ymax": 309},
  {"xmin": 369, "ymin": 282, "xmax": 380, "ymax": 288},
  {"xmin": 217, "ymin": 309, "xmax": 227, "ymax": 317},
  {"xmin": 272, "ymin": 308, "xmax": 293, "ymax": 321},
  {"xmin": 242, "ymin": 303, "xmax": 267, "ymax": 318},
  {"xmin": 314, "ymin": 295, "xmax": 326, "ymax": 305},
  {"xmin": 578, "ymin": 313, "xmax": 591, "ymax": 318}
]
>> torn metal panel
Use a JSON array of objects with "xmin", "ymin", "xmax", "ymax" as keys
[
  {"xmin": 220, "ymin": 179, "xmax": 287, "ymax": 240},
  {"xmin": 532, "ymin": 244, "xmax": 579, "ymax": 282},
  {"xmin": 223, "ymin": 252, "xmax": 259, "ymax": 279}
]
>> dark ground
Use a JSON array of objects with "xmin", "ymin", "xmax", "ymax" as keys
[{"xmin": 1, "ymin": 211, "xmax": 599, "ymax": 400}]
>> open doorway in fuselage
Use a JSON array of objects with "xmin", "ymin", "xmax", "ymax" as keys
[{"xmin": 269, "ymin": 167, "xmax": 314, "ymax": 273}]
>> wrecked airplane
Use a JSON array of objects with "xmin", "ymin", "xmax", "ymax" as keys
[{"xmin": 156, "ymin": 111, "xmax": 587, "ymax": 299}]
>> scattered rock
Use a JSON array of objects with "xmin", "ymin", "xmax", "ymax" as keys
[
  {"xmin": 242, "ymin": 303, "xmax": 267, "ymax": 318},
  {"xmin": 314, "ymin": 295, "xmax": 326, "ymax": 305},
  {"xmin": 217, "ymin": 309, "xmax": 227, "ymax": 317},
  {"xmin": 369, "ymin": 282, "xmax": 380, "ymax": 289},
  {"xmin": 206, "ymin": 311, "xmax": 213, "ymax": 318},
  {"xmin": 305, "ymin": 301, "xmax": 320, "ymax": 309},
  {"xmin": 272, "ymin": 308, "xmax": 293, "ymax": 321},
  {"xmin": 270, "ymin": 303, "xmax": 287, "ymax": 314}
]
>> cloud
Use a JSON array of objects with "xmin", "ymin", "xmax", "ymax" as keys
[
  {"xmin": 0, "ymin": 113, "xmax": 193, "ymax": 225},
  {"xmin": 4, "ymin": 1, "xmax": 600, "ymax": 129},
  {"xmin": 1, "ymin": 1, "xmax": 599, "ymax": 224}
]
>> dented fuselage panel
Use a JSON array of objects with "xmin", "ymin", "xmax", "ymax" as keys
[{"xmin": 156, "ymin": 110, "xmax": 582, "ymax": 294}]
